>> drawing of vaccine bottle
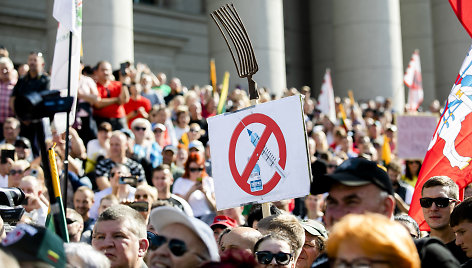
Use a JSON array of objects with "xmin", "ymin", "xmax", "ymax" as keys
[{"xmin": 248, "ymin": 161, "xmax": 263, "ymax": 192}]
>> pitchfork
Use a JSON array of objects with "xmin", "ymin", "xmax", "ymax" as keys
[{"xmin": 210, "ymin": 3, "xmax": 259, "ymax": 101}]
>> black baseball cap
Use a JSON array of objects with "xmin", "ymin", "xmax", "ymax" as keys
[{"xmin": 310, "ymin": 158, "xmax": 393, "ymax": 195}]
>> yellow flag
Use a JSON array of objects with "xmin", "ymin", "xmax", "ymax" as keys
[
  {"xmin": 217, "ymin": 72, "xmax": 230, "ymax": 114},
  {"xmin": 382, "ymin": 135, "xmax": 392, "ymax": 165},
  {"xmin": 210, "ymin": 59, "xmax": 217, "ymax": 94}
]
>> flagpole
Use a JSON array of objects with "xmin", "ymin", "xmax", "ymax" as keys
[{"xmin": 62, "ymin": 31, "xmax": 73, "ymax": 210}]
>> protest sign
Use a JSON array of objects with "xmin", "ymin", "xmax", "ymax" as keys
[
  {"xmin": 396, "ymin": 114, "xmax": 438, "ymax": 159},
  {"xmin": 208, "ymin": 95, "xmax": 311, "ymax": 210}
]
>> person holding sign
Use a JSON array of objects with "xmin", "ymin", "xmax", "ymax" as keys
[{"xmin": 172, "ymin": 152, "xmax": 216, "ymax": 224}]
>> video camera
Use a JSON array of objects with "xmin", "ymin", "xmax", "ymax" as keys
[
  {"xmin": 0, "ymin": 187, "xmax": 26, "ymax": 228},
  {"xmin": 14, "ymin": 89, "xmax": 73, "ymax": 122}
]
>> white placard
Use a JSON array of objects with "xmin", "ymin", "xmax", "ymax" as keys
[
  {"xmin": 396, "ymin": 114, "xmax": 438, "ymax": 159},
  {"xmin": 208, "ymin": 95, "xmax": 311, "ymax": 210}
]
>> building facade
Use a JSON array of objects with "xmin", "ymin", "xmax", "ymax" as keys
[{"xmin": 0, "ymin": 0, "xmax": 469, "ymax": 110}]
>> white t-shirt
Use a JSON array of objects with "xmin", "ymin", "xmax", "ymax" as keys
[
  {"xmin": 86, "ymin": 139, "xmax": 108, "ymax": 162},
  {"xmin": 172, "ymin": 177, "xmax": 214, "ymax": 217},
  {"xmin": 0, "ymin": 174, "xmax": 8, "ymax": 187}
]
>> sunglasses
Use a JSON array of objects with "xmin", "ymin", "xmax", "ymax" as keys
[
  {"xmin": 255, "ymin": 251, "xmax": 293, "ymax": 265},
  {"xmin": 9, "ymin": 169, "xmax": 23, "ymax": 175},
  {"xmin": 189, "ymin": 129, "xmax": 199, "ymax": 133},
  {"xmin": 189, "ymin": 167, "xmax": 204, "ymax": 173},
  {"xmin": 147, "ymin": 232, "xmax": 187, "ymax": 256},
  {"xmin": 135, "ymin": 194, "xmax": 148, "ymax": 200},
  {"xmin": 419, "ymin": 197, "xmax": 458, "ymax": 208},
  {"xmin": 134, "ymin": 126, "xmax": 147, "ymax": 131},
  {"xmin": 66, "ymin": 218, "xmax": 77, "ymax": 225}
]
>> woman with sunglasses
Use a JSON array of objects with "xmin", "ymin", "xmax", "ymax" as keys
[
  {"xmin": 172, "ymin": 152, "xmax": 216, "ymax": 223},
  {"xmin": 253, "ymin": 233, "xmax": 296, "ymax": 267}
]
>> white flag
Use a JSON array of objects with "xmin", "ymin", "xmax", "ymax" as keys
[
  {"xmin": 50, "ymin": 0, "xmax": 82, "ymax": 134},
  {"xmin": 317, "ymin": 69, "xmax": 336, "ymax": 123},
  {"xmin": 404, "ymin": 49, "xmax": 424, "ymax": 112}
]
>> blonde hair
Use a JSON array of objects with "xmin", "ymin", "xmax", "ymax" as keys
[
  {"xmin": 135, "ymin": 184, "xmax": 158, "ymax": 202},
  {"xmin": 327, "ymin": 213, "xmax": 420, "ymax": 268}
]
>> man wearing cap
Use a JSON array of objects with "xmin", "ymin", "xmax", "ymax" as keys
[
  {"xmin": 1, "ymin": 223, "xmax": 67, "ymax": 267},
  {"xmin": 162, "ymin": 144, "xmax": 184, "ymax": 180},
  {"xmin": 92, "ymin": 204, "xmax": 149, "ymax": 268},
  {"xmin": 210, "ymin": 215, "xmax": 238, "ymax": 241},
  {"xmin": 148, "ymin": 206, "xmax": 220, "ymax": 268},
  {"xmin": 296, "ymin": 219, "xmax": 328, "ymax": 268},
  {"xmin": 188, "ymin": 140, "xmax": 205, "ymax": 156},
  {"xmin": 14, "ymin": 137, "xmax": 33, "ymax": 162},
  {"xmin": 310, "ymin": 157, "xmax": 396, "ymax": 229},
  {"xmin": 310, "ymin": 158, "xmax": 462, "ymax": 268}
]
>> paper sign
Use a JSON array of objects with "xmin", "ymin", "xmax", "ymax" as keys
[
  {"xmin": 208, "ymin": 95, "xmax": 311, "ymax": 210},
  {"xmin": 396, "ymin": 114, "xmax": 438, "ymax": 159}
]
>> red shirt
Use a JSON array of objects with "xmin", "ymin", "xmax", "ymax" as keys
[
  {"xmin": 94, "ymin": 81, "xmax": 126, "ymax": 118},
  {"xmin": 124, "ymin": 96, "xmax": 151, "ymax": 128}
]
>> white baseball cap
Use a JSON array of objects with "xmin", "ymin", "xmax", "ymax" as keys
[{"xmin": 150, "ymin": 206, "xmax": 220, "ymax": 262}]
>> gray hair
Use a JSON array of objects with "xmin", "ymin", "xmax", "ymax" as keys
[{"xmin": 65, "ymin": 242, "xmax": 110, "ymax": 268}]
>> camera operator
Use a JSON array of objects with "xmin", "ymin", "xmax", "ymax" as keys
[
  {"xmin": 89, "ymin": 164, "xmax": 138, "ymax": 220},
  {"xmin": 19, "ymin": 175, "xmax": 48, "ymax": 226},
  {"xmin": 9, "ymin": 52, "xmax": 49, "ymax": 157}
]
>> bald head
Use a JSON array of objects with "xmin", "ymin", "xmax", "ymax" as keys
[{"xmin": 220, "ymin": 227, "xmax": 262, "ymax": 254}]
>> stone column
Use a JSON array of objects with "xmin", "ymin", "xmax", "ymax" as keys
[
  {"xmin": 431, "ymin": 0, "xmax": 470, "ymax": 102},
  {"xmin": 333, "ymin": 0, "xmax": 404, "ymax": 112},
  {"xmin": 207, "ymin": 0, "xmax": 286, "ymax": 97},
  {"xmin": 400, "ymin": 0, "xmax": 435, "ymax": 111},
  {"xmin": 309, "ymin": 0, "xmax": 334, "ymax": 98},
  {"xmin": 82, "ymin": 0, "xmax": 134, "ymax": 69}
]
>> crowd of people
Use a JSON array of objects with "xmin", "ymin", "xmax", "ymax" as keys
[{"xmin": 1, "ymin": 46, "xmax": 472, "ymax": 267}]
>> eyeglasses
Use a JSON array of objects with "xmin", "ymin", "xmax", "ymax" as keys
[
  {"xmin": 327, "ymin": 164, "xmax": 337, "ymax": 168},
  {"xmin": 419, "ymin": 197, "xmax": 458, "ymax": 208},
  {"xmin": 66, "ymin": 218, "xmax": 77, "ymax": 225},
  {"xmin": 189, "ymin": 128, "xmax": 199, "ymax": 133},
  {"xmin": 330, "ymin": 257, "xmax": 390, "ymax": 268},
  {"xmin": 9, "ymin": 169, "xmax": 23, "ymax": 175},
  {"xmin": 255, "ymin": 251, "xmax": 293, "ymax": 265},
  {"xmin": 189, "ymin": 167, "xmax": 204, "ymax": 173},
  {"xmin": 134, "ymin": 126, "xmax": 146, "ymax": 131},
  {"xmin": 135, "ymin": 194, "xmax": 148, "ymax": 200},
  {"xmin": 147, "ymin": 232, "xmax": 187, "ymax": 256}
]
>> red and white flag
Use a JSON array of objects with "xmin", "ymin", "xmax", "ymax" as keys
[
  {"xmin": 404, "ymin": 50, "xmax": 423, "ymax": 112},
  {"xmin": 409, "ymin": 45, "xmax": 472, "ymax": 231},
  {"xmin": 317, "ymin": 69, "xmax": 336, "ymax": 123},
  {"xmin": 50, "ymin": 0, "xmax": 82, "ymax": 134}
]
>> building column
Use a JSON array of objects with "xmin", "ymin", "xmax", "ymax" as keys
[
  {"xmin": 333, "ymin": 0, "xmax": 404, "ymax": 112},
  {"xmin": 309, "ymin": 0, "xmax": 334, "ymax": 98},
  {"xmin": 431, "ymin": 0, "xmax": 470, "ymax": 103},
  {"xmin": 400, "ymin": 0, "xmax": 435, "ymax": 110},
  {"xmin": 82, "ymin": 0, "xmax": 134, "ymax": 69},
  {"xmin": 207, "ymin": 0, "xmax": 286, "ymax": 98}
]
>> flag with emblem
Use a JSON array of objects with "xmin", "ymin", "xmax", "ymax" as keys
[
  {"xmin": 409, "ymin": 45, "xmax": 472, "ymax": 231},
  {"xmin": 404, "ymin": 50, "xmax": 424, "ymax": 112}
]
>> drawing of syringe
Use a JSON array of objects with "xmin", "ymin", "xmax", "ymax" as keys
[{"xmin": 246, "ymin": 129, "xmax": 287, "ymax": 179}]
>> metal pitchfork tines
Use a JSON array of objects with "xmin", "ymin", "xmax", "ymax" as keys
[{"xmin": 210, "ymin": 3, "xmax": 259, "ymax": 101}]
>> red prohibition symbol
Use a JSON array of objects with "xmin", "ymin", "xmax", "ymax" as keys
[{"xmin": 228, "ymin": 113, "xmax": 287, "ymax": 196}]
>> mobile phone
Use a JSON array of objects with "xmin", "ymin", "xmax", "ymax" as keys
[
  {"xmin": 119, "ymin": 176, "xmax": 138, "ymax": 187},
  {"xmin": 128, "ymin": 201, "xmax": 149, "ymax": 212},
  {"xmin": 1, "ymin": 149, "xmax": 15, "ymax": 164}
]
